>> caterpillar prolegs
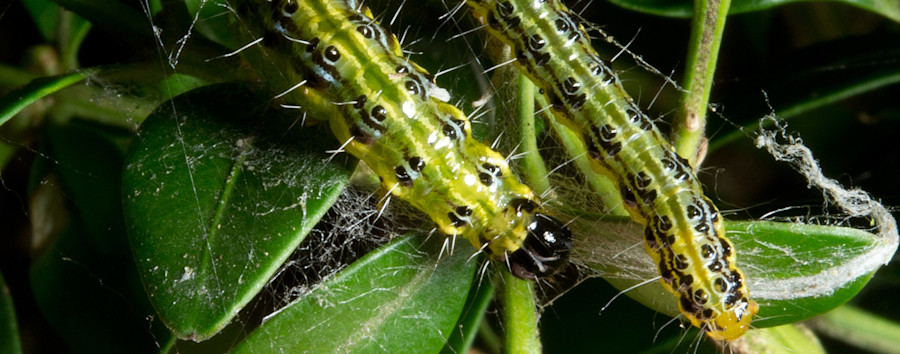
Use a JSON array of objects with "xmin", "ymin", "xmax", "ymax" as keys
[
  {"xmin": 241, "ymin": 0, "xmax": 573, "ymax": 279},
  {"xmin": 466, "ymin": 0, "xmax": 758, "ymax": 340}
]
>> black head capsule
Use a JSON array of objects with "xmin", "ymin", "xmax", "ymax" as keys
[{"xmin": 508, "ymin": 213, "xmax": 574, "ymax": 280}]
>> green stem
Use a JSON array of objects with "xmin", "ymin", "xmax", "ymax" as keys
[
  {"xmin": 0, "ymin": 69, "xmax": 96, "ymax": 128},
  {"xmin": 515, "ymin": 74, "xmax": 551, "ymax": 195},
  {"xmin": 538, "ymin": 95, "xmax": 627, "ymax": 216},
  {"xmin": 501, "ymin": 269, "xmax": 540, "ymax": 354},
  {"xmin": 483, "ymin": 45, "xmax": 551, "ymax": 196},
  {"xmin": 673, "ymin": 0, "xmax": 731, "ymax": 166}
]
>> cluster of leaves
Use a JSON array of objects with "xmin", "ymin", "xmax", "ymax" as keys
[{"xmin": 1, "ymin": 0, "xmax": 899, "ymax": 353}]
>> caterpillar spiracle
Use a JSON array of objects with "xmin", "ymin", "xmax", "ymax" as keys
[
  {"xmin": 466, "ymin": 0, "xmax": 758, "ymax": 340},
  {"xmin": 239, "ymin": 0, "xmax": 573, "ymax": 279}
]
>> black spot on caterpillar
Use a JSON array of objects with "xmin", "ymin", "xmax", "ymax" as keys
[
  {"xmin": 467, "ymin": 0, "xmax": 757, "ymax": 340},
  {"xmin": 244, "ymin": 0, "xmax": 573, "ymax": 280}
]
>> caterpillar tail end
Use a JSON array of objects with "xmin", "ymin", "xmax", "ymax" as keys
[{"xmin": 704, "ymin": 299, "xmax": 759, "ymax": 341}]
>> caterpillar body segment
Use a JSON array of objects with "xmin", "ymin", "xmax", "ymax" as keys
[
  {"xmin": 245, "ymin": 0, "xmax": 573, "ymax": 279},
  {"xmin": 466, "ymin": 0, "xmax": 757, "ymax": 340}
]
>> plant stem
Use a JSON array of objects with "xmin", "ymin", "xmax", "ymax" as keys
[
  {"xmin": 501, "ymin": 269, "xmax": 540, "ymax": 354},
  {"xmin": 0, "ymin": 69, "xmax": 96, "ymax": 127},
  {"xmin": 538, "ymin": 95, "xmax": 627, "ymax": 216},
  {"xmin": 673, "ymin": 0, "xmax": 731, "ymax": 166},
  {"xmin": 515, "ymin": 74, "xmax": 551, "ymax": 195}
]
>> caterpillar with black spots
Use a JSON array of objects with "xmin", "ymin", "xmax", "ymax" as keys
[
  {"xmin": 238, "ymin": 0, "xmax": 573, "ymax": 279},
  {"xmin": 466, "ymin": 0, "xmax": 758, "ymax": 340}
]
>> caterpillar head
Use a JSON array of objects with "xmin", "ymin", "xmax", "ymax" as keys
[
  {"xmin": 703, "ymin": 298, "xmax": 759, "ymax": 341},
  {"xmin": 508, "ymin": 213, "xmax": 573, "ymax": 280}
]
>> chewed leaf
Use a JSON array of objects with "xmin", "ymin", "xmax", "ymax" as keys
[
  {"xmin": 573, "ymin": 217, "xmax": 890, "ymax": 327},
  {"xmin": 122, "ymin": 84, "xmax": 352, "ymax": 339},
  {"xmin": 235, "ymin": 234, "xmax": 478, "ymax": 353},
  {"xmin": 747, "ymin": 116, "xmax": 900, "ymax": 326}
]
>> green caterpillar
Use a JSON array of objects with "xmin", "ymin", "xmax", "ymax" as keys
[
  {"xmin": 466, "ymin": 0, "xmax": 757, "ymax": 340},
  {"xmin": 240, "ymin": 0, "xmax": 572, "ymax": 279}
]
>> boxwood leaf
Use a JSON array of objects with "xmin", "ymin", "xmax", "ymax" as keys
[
  {"xmin": 235, "ymin": 234, "xmax": 479, "ymax": 353},
  {"xmin": 575, "ymin": 217, "xmax": 891, "ymax": 328},
  {"xmin": 122, "ymin": 83, "xmax": 352, "ymax": 339}
]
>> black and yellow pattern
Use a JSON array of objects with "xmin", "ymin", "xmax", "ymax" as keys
[
  {"xmin": 466, "ymin": 0, "xmax": 757, "ymax": 340},
  {"xmin": 240, "ymin": 0, "xmax": 573, "ymax": 279}
]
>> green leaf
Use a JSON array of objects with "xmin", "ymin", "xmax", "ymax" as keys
[
  {"xmin": 809, "ymin": 305, "xmax": 900, "ymax": 353},
  {"xmin": 138, "ymin": 4, "xmax": 247, "ymax": 84},
  {"xmin": 45, "ymin": 123, "xmax": 126, "ymax": 247},
  {"xmin": 0, "ymin": 272, "xmax": 22, "ymax": 354},
  {"xmin": 575, "ymin": 218, "xmax": 888, "ymax": 328},
  {"xmin": 740, "ymin": 324, "xmax": 826, "ymax": 353},
  {"xmin": 30, "ymin": 123, "xmax": 172, "ymax": 352},
  {"xmin": 59, "ymin": 14, "xmax": 92, "ymax": 70},
  {"xmin": 50, "ymin": 0, "xmax": 152, "ymax": 37},
  {"xmin": 235, "ymin": 234, "xmax": 478, "ymax": 353},
  {"xmin": 22, "ymin": 0, "xmax": 93, "ymax": 70},
  {"xmin": 122, "ymin": 83, "xmax": 353, "ymax": 339},
  {"xmin": 31, "ymin": 225, "xmax": 174, "ymax": 353},
  {"xmin": 0, "ymin": 69, "xmax": 95, "ymax": 128},
  {"xmin": 0, "ymin": 64, "xmax": 39, "ymax": 88},
  {"xmin": 442, "ymin": 279, "xmax": 494, "ymax": 354},
  {"xmin": 181, "ymin": 0, "xmax": 245, "ymax": 49},
  {"xmin": 744, "ymin": 220, "xmax": 877, "ymax": 326},
  {"xmin": 22, "ymin": 0, "xmax": 61, "ymax": 41},
  {"xmin": 607, "ymin": 0, "xmax": 900, "ymax": 22}
]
